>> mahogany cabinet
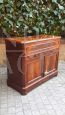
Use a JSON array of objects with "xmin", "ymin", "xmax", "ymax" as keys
[{"xmin": 5, "ymin": 35, "xmax": 60, "ymax": 95}]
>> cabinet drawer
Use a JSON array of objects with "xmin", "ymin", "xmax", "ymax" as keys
[{"xmin": 25, "ymin": 40, "xmax": 60, "ymax": 54}]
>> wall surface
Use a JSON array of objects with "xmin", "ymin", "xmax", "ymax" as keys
[
  {"xmin": 0, "ymin": 43, "xmax": 6, "ymax": 66},
  {"xmin": 59, "ymin": 44, "xmax": 65, "ymax": 61}
]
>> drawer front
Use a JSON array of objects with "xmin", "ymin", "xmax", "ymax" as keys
[{"xmin": 25, "ymin": 39, "xmax": 60, "ymax": 55}]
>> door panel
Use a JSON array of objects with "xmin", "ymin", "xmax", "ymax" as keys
[
  {"xmin": 27, "ymin": 55, "xmax": 41, "ymax": 83},
  {"xmin": 44, "ymin": 53, "xmax": 58, "ymax": 75}
]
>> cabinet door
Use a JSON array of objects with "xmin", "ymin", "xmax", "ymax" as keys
[
  {"xmin": 44, "ymin": 53, "xmax": 58, "ymax": 75},
  {"xmin": 26, "ymin": 55, "xmax": 41, "ymax": 83}
]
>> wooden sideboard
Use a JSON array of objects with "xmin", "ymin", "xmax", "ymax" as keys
[{"xmin": 5, "ymin": 35, "xmax": 60, "ymax": 95}]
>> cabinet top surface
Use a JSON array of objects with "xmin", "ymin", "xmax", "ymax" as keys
[{"xmin": 6, "ymin": 35, "xmax": 61, "ymax": 44}]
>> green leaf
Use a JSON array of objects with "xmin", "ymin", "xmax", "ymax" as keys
[
  {"xmin": 28, "ymin": 30, "xmax": 32, "ymax": 33},
  {"xmin": 60, "ymin": 19, "xmax": 65, "ymax": 24},
  {"xmin": 0, "ymin": 0, "xmax": 3, "ymax": 3},
  {"xmin": 40, "ymin": 22, "xmax": 45, "ymax": 26},
  {"xmin": 28, "ymin": 12, "xmax": 33, "ymax": 18},
  {"xmin": 54, "ymin": 11, "xmax": 58, "ymax": 15},
  {"xmin": 52, "ymin": 0, "xmax": 57, "ymax": 3},
  {"xmin": 62, "ymin": 26, "xmax": 65, "ymax": 31},
  {"xmin": 58, "ymin": 4, "xmax": 64, "ymax": 10},
  {"xmin": 33, "ymin": 27, "xmax": 39, "ymax": 33}
]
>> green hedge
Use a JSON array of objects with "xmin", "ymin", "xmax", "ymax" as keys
[{"xmin": 0, "ymin": 0, "xmax": 65, "ymax": 37}]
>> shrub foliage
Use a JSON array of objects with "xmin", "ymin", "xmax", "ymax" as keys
[{"xmin": 0, "ymin": 0, "xmax": 65, "ymax": 37}]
